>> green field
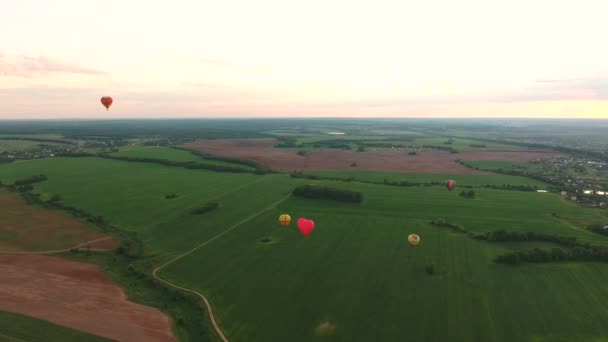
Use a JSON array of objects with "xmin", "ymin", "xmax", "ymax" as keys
[
  {"xmin": 0, "ymin": 140, "xmax": 45, "ymax": 152},
  {"xmin": 2, "ymin": 156, "xmax": 608, "ymax": 341},
  {"xmin": 305, "ymin": 170, "xmax": 548, "ymax": 187},
  {"xmin": 0, "ymin": 310, "xmax": 110, "ymax": 342},
  {"xmin": 111, "ymin": 146, "xmax": 251, "ymax": 169}
]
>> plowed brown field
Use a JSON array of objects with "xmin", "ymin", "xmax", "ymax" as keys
[
  {"xmin": 0, "ymin": 254, "xmax": 176, "ymax": 342},
  {"xmin": 184, "ymin": 139, "xmax": 560, "ymax": 173}
]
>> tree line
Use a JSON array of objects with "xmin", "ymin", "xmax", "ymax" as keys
[
  {"xmin": 430, "ymin": 220, "xmax": 608, "ymax": 264},
  {"xmin": 293, "ymin": 185, "xmax": 363, "ymax": 203}
]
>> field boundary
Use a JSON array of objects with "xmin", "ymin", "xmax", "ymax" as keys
[
  {"xmin": 0, "ymin": 236, "xmax": 113, "ymax": 255},
  {"xmin": 152, "ymin": 194, "xmax": 292, "ymax": 342}
]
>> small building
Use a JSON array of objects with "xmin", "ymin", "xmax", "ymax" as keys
[
  {"xmin": 571, "ymin": 196, "xmax": 578, "ymax": 201},
  {"xmin": 537, "ymin": 190, "xmax": 548, "ymax": 193},
  {"xmin": 560, "ymin": 191, "xmax": 568, "ymax": 197},
  {"xmin": 584, "ymin": 190, "xmax": 593, "ymax": 195}
]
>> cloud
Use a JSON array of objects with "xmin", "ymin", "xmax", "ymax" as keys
[{"xmin": 0, "ymin": 54, "xmax": 106, "ymax": 77}]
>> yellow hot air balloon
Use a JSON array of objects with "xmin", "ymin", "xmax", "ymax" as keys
[
  {"xmin": 279, "ymin": 214, "xmax": 292, "ymax": 227},
  {"xmin": 408, "ymin": 234, "xmax": 421, "ymax": 247}
]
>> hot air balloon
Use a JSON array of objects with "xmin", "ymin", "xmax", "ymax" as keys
[
  {"xmin": 279, "ymin": 214, "xmax": 291, "ymax": 227},
  {"xmin": 445, "ymin": 179, "xmax": 456, "ymax": 191},
  {"xmin": 100, "ymin": 96, "xmax": 113, "ymax": 110},
  {"xmin": 408, "ymin": 234, "xmax": 420, "ymax": 247},
  {"xmin": 297, "ymin": 218, "xmax": 315, "ymax": 237}
]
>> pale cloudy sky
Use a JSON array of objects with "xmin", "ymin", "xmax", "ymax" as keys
[{"xmin": 1, "ymin": 0, "xmax": 607, "ymax": 119}]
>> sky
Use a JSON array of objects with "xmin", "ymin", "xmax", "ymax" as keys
[{"xmin": 1, "ymin": 0, "xmax": 607, "ymax": 119}]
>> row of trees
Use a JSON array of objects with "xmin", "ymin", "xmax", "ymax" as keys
[
  {"xmin": 430, "ymin": 219, "xmax": 467, "ymax": 234},
  {"xmin": 102, "ymin": 155, "xmax": 271, "ymax": 174},
  {"xmin": 496, "ymin": 245, "xmax": 608, "ymax": 264},
  {"xmin": 8, "ymin": 174, "xmax": 48, "ymax": 192},
  {"xmin": 293, "ymin": 185, "xmax": 363, "ymax": 203}
]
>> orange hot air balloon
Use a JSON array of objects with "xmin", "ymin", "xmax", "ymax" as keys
[
  {"xmin": 297, "ymin": 218, "xmax": 315, "ymax": 237},
  {"xmin": 100, "ymin": 96, "xmax": 113, "ymax": 110},
  {"xmin": 408, "ymin": 234, "xmax": 420, "ymax": 247},
  {"xmin": 279, "ymin": 214, "xmax": 291, "ymax": 227}
]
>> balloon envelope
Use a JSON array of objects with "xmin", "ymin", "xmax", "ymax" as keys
[
  {"xmin": 100, "ymin": 96, "xmax": 113, "ymax": 110},
  {"xmin": 408, "ymin": 234, "xmax": 420, "ymax": 247},
  {"xmin": 445, "ymin": 179, "xmax": 456, "ymax": 191},
  {"xmin": 297, "ymin": 218, "xmax": 315, "ymax": 236},
  {"xmin": 279, "ymin": 214, "xmax": 291, "ymax": 227}
]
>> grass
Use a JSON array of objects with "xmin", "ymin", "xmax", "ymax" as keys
[
  {"xmin": 304, "ymin": 170, "xmax": 548, "ymax": 187},
  {"xmin": 160, "ymin": 181, "xmax": 608, "ymax": 342},
  {"xmin": 2, "ymin": 157, "xmax": 608, "ymax": 342},
  {"xmin": 0, "ymin": 310, "xmax": 111, "ymax": 342},
  {"xmin": 0, "ymin": 140, "xmax": 44, "ymax": 152}
]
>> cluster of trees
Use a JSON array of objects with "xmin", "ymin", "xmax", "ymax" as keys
[
  {"xmin": 297, "ymin": 150, "xmax": 311, "ymax": 157},
  {"xmin": 483, "ymin": 184, "xmax": 538, "ymax": 192},
  {"xmin": 165, "ymin": 193, "xmax": 178, "ymax": 199},
  {"xmin": 459, "ymin": 190, "xmax": 476, "ymax": 199},
  {"xmin": 293, "ymin": 185, "xmax": 363, "ymax": 203},
  {"xmin": 408, "ymin": 151, "xmax": 417, "ymax": 155},
  {"xmin": 192, "ymin": 201, "xmax": 219, "ymax": 215},
  {"xmin": 472, "ymin": 230, "xmax": 578, "ymax": 246},
  {"xmin": 588, "ymin": 224, "xmax": 608, "ymax": 236},
  {"xmin": 274, "ymin": 136, "xmax": 299, "ymax": 148},
  {"xmin": 469, "ymin": 144, "xmax": 487, "ymax": 148},
  {"xmin": 422, "ymin": 145, "xmax": 459, "ymax": 153},
  {"xmin": 496, "ymin": 245, "xmax": 608, "ymax": 264},
  {"xmin": 8, "ymin": 174, "xmax": 48, "ymax": 192}
]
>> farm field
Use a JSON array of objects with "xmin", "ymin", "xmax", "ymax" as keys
[
  {"xmin": 0, "ymin": 189, "xmax": 114, "ymax": 252},
  {"xmin": 0, "ymin": 139, "xmax": 47, "ymax": 152},
  {"xmin": 183, "ymin": 139, "xmax": 560, "ymax": 174},
  {"xmin": 2, "ymin": 155, "xmax": 608, "ymax": 341},
  {"xmin": 161, "ymin": 181, "xmax": 608, "ymax": 342},
  {"xmin": 0, "ymin": 254, "xmax": 176, "ymax": 342},
  {"xmin": 0, "ymin": 310, "xmax": 111, "ymax": 342}
]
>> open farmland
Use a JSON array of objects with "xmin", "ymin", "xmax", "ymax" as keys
[
  {"xmin": 0, "ymin": 189, "xmax": 115, "ymax": 252},
  {"xmin": 183, "ymin": 139, "xmax": 560, "ymax": 173},
  {"xmin": 2, "ymin": 153, "xmax": 608, "ymax": 342},
  {"xmin": 0, "ymin": 254, "xmax": 175, "ymax": 342}
]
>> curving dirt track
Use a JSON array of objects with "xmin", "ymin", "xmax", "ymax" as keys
[
  {"xmin": 0, "ymin": 254, "xmax": 176, "ymax": 342},
  {"xmin": 184, "ymin": 139, "xmax": 561, "ymax": 173}
]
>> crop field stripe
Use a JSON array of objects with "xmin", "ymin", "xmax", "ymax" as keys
[
  {"xmin": 0, "ymin": 236, "xmax": 113, "ymax": 254},
  {"xmin": 153, "ymin": 193, "xmax": 292, "ymax": 342}
]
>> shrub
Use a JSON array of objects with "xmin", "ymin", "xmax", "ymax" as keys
[{"xmin": 192, "ymin": 201, "xmax": 219, "ymax": 214}]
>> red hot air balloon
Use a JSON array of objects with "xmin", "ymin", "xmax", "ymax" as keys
[
  {"xmin": 445, "ymin": 179, "xmax": 456, "ymax": 191},
  {"xmin": 297, "ymin": 218, "xmax": 315, "ymax": 237},
  {"xmin": 100, "ymin": 96, "xmax": 113, "ymax": 110}
]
